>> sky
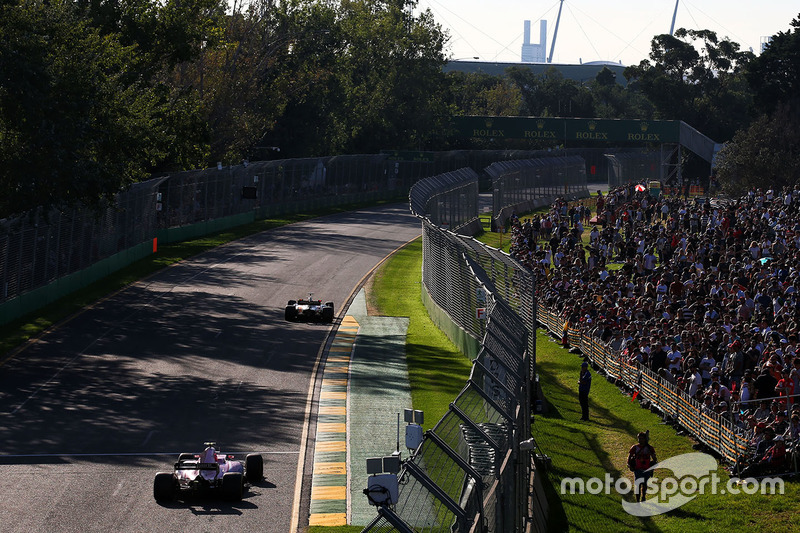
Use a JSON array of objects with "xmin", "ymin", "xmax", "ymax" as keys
[{"xmin": 415, "ymin": 0, "xmax": 799, "ymax": 66}]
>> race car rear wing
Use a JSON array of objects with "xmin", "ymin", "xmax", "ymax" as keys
[{"xmin": 174, "ymin": 462, "xmax": 220, "ymax": 471}]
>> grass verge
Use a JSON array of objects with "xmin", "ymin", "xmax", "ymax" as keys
[
  {"xmin": 308, "ymin": 238, "xmax": 472, "ymax": 532},
  {"xmin": 534, "ymin": 329, "xmax": 799, "ymax": 532},
  {"xmin": 367, "ymin": 237, "xmax": 472, "ymax": 429}
]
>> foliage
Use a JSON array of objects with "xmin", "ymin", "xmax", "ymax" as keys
[
  {"xmin": 745, "ymin": 13, "xmax": 800, "ymax": 115},
  {"xmin": 590, "ymin": 68, "xmax": 654, "ymax": 119},
  {"xmin": 327, "ymin": 0, "xmax": 449, "ymax": 153},
  {"xmin": 444, "ymin": 71, "xmax": 523, "ymax": 117},
  {"xmin": 624, "ymin": 28, "xmax": 754, "ymax": 141},
  {"xmin": 3, "ymin": 2, "xmax": 800, "ymax": 217},
  {"xmin": 0, "ymin": 1, "xmax": 170, "ymax": 216},
  {"xmin": 175, "ymin": 0, "xmax": 451, "ymax": 159},
  {"xmin": 714, "ymin": 101, "xmax": 800, "ymax": 195},
  {"xmin": 506, "ymin": 66, "xmax": 594, "ymax": 118},
  {"xmin": 714, "ymin": 14, "xmax": 800, "ymax": 194}
]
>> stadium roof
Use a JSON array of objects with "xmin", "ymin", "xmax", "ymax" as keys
[{"xmin": 444, "ymin": 60, "xmax": 629, "ymax": 86}]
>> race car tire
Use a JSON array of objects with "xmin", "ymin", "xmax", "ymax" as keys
[
  {"xmin": 285, "ymin": 306, "xmax": 298, "ymax": 321},
  {"xmin": 321, "ymin": 306, "xmax": 334, "ymax": 323},
  {"xmin": 153, "ymin": 472, "xmax": 177, "ymax": 502},
  {"xmin": 287, "ymin": 300, "xmax": 297, "ymax": 306},
  {"xmin": 178, "ymin": 453, "xmax": 194, "ymax": 462},
  {"xmin": 222, "ymin": 472, "xmax": 244, "ymax": 501},
  {"xmin": 245, "ymin": 454, "xmax": 264, "ymax": 482}
]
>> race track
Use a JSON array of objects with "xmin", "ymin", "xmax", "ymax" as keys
[{"xmin": 0, "ymin": 204, "xmax": 421, "ymax": 533}]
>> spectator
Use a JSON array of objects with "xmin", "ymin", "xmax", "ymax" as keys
[
  {"xmin": 775, "ymin": 368, "xmax": 794, "ymax": 409},
  {"xmin": 786, "ymin": 414, "xmax": 800, "ymax": 441},
  {"xmin": 578, "ymin": 361, "xmax": 592, "ymax": 422},
  {"xmin": 754, "ymin": 368, "xmax": 778, "ymax": 400},
  {"xmin": 687, "ymin": 361, "xmax": 703, "ymax": 397},
  {"xmin": 738, "ymin": 431, "xmax": 786, "ymax": 478}
]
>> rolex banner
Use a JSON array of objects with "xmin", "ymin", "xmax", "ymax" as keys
[{"xmin": 449, "ymin": 116, "xmax": 681, "ymax": 144}]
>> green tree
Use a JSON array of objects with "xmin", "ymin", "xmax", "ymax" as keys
[
  {"xmin": 251, "ymin": 0, "xmax": 346, "ymax": 158},
  {"xmin": 590, "ymin": 67, "xmax": 653, "ymax": 119},
  {"xmin": 75, "ymin": 0, "xmax": 226, "ymax": 73},
  {"xmin": 745, "ymin": 13, "xmax": 800, "ymax": 115},
  {"xmin": 329, "ymin": 0, "xmax": 449, "ymax": 153},
  {"xmin": 715, "ymin": 102, "xmax": 800, "ymax": 195},
  {"xmin": 624, "ymin": 29, "xmax": 753, "ymax": 141},
  {"xmin": 444, "ymin": 71, "xmax": 522, "ymax": 116},
  {"xmin": 0, "ymin": 1, "xmax": 170, "ymax": 216},
  {"xmin": 716, "ymin": 15, "xmax": 800, "ymax": 194},
  {"xmin": 234, "ymin": 0, "xmax": 450, "ymax": 157},
  {"xmin": 506, "ymin": 66, "xmax": 594, "ymax": 118}
]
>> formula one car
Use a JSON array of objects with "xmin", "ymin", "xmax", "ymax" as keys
[
  {"xmin": 285, "ymin": 294, "xmax": 334, "ymax": 323},
  {"xmin": 153, "ymin": 443, "xmax": 263, "ymax": 502}
]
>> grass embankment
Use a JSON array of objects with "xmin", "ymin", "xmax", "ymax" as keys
[
  {"xmin": 0, "ymin": 199, "xmax": 404, "ymax": 358},
  {"xmin": 534, "ymin": 329, "xmax": 799, "ymax": 532}
]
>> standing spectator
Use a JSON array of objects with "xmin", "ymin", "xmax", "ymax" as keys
[
  {"xmin": 578, "ymin": 361, "xmax": 592, "ymax": 422},
  {"xmin": 754, "ymin": 367, "xmax": 778, "ymax": 400},
  {"xmin": 775, "ymin": 369, "xmax": 794, "ymax": 409},
  {"xmin": 628, "ymin": 431, "xmax": 658, "ymax": 502},
  {"xmin": 699, "ymin": 352, "xmax": 716, "ymax": 385},
  {"xmin": 667, "ymin": 344, "xmax": 682, "ymax": 373},
  {"xmin": 643, "ymin": 248, "xmax": 657, "ymax": 272},
  {"xmin": 687, "ymin": 361, "xmax": 703, "ymax": 397}
]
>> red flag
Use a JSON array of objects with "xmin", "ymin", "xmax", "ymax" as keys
[{"xmin": 631, "ymin": 390, "xmax": 639, "ymax": 401}]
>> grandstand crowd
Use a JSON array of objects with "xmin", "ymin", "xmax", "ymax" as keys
[{"xmin": 511, "ymin": 183, "xmax": 800, "ymax": 474}]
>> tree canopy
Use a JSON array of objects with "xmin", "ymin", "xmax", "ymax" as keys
[
  {"xmin": 715, "ymin": 14, "xmax": 800, "ymax": 193},
  {"xmin": 623, "ymin": 28, "xmax": 754, "ymax": 142},
  {"xmin": 1, "ymin": 2, "xmax": 799, "ymax": 217}
]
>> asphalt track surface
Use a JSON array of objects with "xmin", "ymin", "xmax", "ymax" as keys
[{"xmin": 0, "ymin": 203, "xmax": 421, "ymax": 533}]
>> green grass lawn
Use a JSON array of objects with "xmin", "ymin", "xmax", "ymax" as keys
[
  {"xmin": 308, "ymin": 237, "xmax": 472, "ymax": 533},
  {"xmin": 533, "ymin": 329, "xmax": 799, "ymax": 532}
]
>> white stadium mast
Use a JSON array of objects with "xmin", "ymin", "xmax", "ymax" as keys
[
  {"xmin": 669, "ymin": 0, "xmax": 680, "ymax": 35},
  {"xmin": 547, "ymin": 0, "xmax": 565, "ymax": 63}
]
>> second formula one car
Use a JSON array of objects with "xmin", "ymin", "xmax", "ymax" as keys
[
  {"xmin": 285, "ymin": 294, "xmax": 334, "ymax": 323},
  {"xmin": 153, "ymin": 442, "xmax": 264, "ymax": 502}
]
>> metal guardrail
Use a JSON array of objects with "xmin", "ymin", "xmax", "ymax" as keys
[
  {"xmin": 486, "ymin": 156, "xmax": 588, "ymax": 231},
  {"xmin": 536, "ymin": 306, "xmax": 750, "ymax": 464},
  {"xmin": 409, "ymin": 168, "xmax": 480, "ymax": 234},
  {"xmin": 363, "ymin": 167, "xmax": 560, "ymax": 532},
  {"xmin": 0, "ymin": 179, "xmax": 162, "ymax": 311},
  {"xmin": 0, "ymin": 154, "xmax": 414, "ymax": 321},
  {"xmin": 1, "ymin": 149, "xmax": 601, "ymax": 325},
  {"xmin": 363, "ymin": 290, "xmax": 532, "ymax": 533}
]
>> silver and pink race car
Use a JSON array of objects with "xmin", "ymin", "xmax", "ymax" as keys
[{"xmin": 153, "ymin": 442, "xmax": 263, "ymax": 502}]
